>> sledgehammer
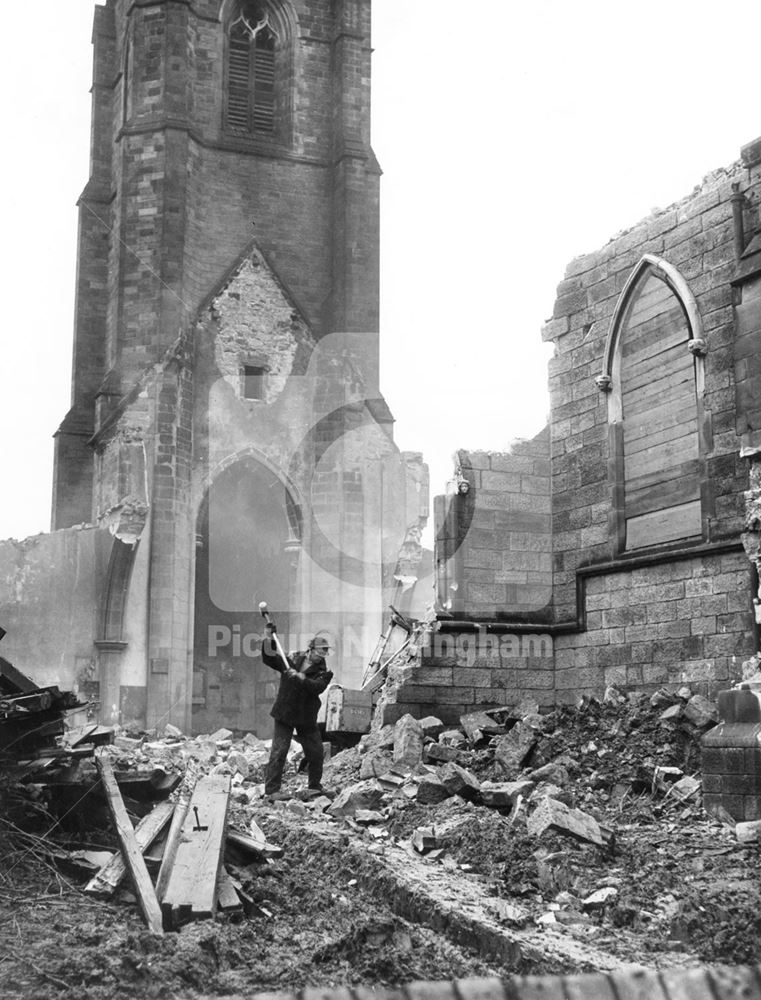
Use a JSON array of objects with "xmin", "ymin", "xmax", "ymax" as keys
[{"xmin": 258, "ymin": 601, "xmax": 292, "ymax": 673}]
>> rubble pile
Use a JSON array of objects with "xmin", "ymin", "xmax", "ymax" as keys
[{"xmin": 2, "ymin": 679, "xmax": 761, "ymax": 996}]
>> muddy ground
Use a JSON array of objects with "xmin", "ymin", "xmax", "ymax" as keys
[{"xmin": 1, "ymin": 692, "xmax": 760, "ymax": 999}]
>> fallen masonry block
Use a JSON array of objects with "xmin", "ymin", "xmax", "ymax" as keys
[
  {"xmin": 411, "ymin": 826, "xmax": 437, "ymax": 853},
  {"xmin": 327, "ymin": 779, "xmax": 384, "ymax": 817},
  {"xmin": 494, "ymin": 723, "xmax": 537, "ymax": 777},
  {"xmin": 459, "ymin": 710, "xmax": 505, "ymax": 743},
  {"xmin": 736, "ymin": 820, "xmax": 761, "ymax": 843},
  {"xmin": 416, "ymin": 775, "xmax": 452, "ymax": 805},
  {"xmin": 684, "ymin": 694, "xmax": 719, "ymax": 728},
  {"xmin": 360, "ymin": 749, "xmax": 394, "ymax": 780},
  {"xmin": 490, "ymin": 899, "xmax": 529, "ymax": 927},
  {"xmin": 603, "ymin": 685, "xmax": 626, "ymax": 705},
  {"xmin": 527, "ymin": 761, "xmax": 570, "ymax": 787},
  {"xmin": 377, "ymin": 771, "xmax": 405, "ymax": 790},
  {"xmin": 650, "ymin": 688, "xmax": 681, "ymax": 708},
  {"xmin": 354, "ymin": 809, "xmax": 386, "ymax": 824},
  {"xmin": 208, "ymin": 728, "xmax": 234, "ymax": 744},
  {"xmin": 669, "ymin": 775, "xmax": 701, "ymax": 801},
  {"xmin": 440, "ymin": 762, "xmax": 481, "ymax": 801},
  {"xmin": 582, "ymin": 887, "xmax": 618, "ymax": 910},
  {"xmin": 659, "ymin": 703, "xmax": 683, "ymax": 722},
  {"xmin": 527, "ymin": 797, "xmax": 606, "ymax": 847},
  {"xmin": 161, "ymin": 774, "xmax": 231, "ymax": 929},
  {"xmin": 530, "ymin": 783, "xmax": 571, "ymax": 806},
  {"xmin": 423, "ymin": 743, "xmax": 460, "ymax": 764},
  {"xmin": 480, "ymin": 780, "xmax": 535, "ymax": 809},
  {"xmin": 506, "ymin": 697, "xmax": 540, "ymax": 722},
  {"xmin": 393, "ymin": 714, "xmax": 424, "ymax": 769},
  {"xmin": 439, "ymin": 729, "xmax": 467, "ymax": 747},
  {"xmin": 418, "ymin": 716, "xmax": 445, "ymax": 738}
]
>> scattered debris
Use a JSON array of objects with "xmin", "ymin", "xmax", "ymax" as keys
[{"xmin": 5, "ymin": 668, "xmax": 758, "ymax": 994}]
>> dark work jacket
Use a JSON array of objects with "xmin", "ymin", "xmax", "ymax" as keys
[{"xmin": 262, "ymin": 639, "xmax": 333, "ymax": 729}]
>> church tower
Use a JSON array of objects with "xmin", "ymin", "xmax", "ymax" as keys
[{"xmin": 50, "ymin": 0, "xmax": 427, "ymax": 733}]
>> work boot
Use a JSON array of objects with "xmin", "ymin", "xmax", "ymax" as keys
[
  {"xmin": 265, "ymin": 791, "xmax": 292, "ymax": 802},
  {"xmin": 305, "ymin": 785, "xmax": 334, "ymax": 800}
]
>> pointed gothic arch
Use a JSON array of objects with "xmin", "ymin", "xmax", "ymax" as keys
[
  {"xmin": 221, "ymin": 0, "xmax": 296, "ymax": 140},
  {"xmin": 597, "ymin": 255, "xmax": 714, "ymax": 552},
  {"xmin": 191, "ymin": 451, "xmax": 303, "ymax": 735}
]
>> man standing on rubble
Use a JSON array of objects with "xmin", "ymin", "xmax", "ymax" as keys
[{"xmin": 261, "ymin": 622, "xmax": 334, "ymax": 799}]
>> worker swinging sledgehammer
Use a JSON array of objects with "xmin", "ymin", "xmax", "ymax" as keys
[{"xmin": 258, "ymin": 601, "xmax": 334, "ymax": 800}]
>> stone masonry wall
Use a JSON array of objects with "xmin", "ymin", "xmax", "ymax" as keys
[
  {"xmin": 540, "ymin": 157, "xmax": 758, "ymax": 695},
  {"xmin": 554, "ymin": 550, "xmax": 753, "ymax": 702},
  {"xmin": 435, "ymin": 432, "xmax": 551, "ymax": 620},
  {"xmin": 383, "ymin": 627, "xmax": 555, "ymax": 727}
]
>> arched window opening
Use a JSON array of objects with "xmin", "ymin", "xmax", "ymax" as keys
[
  {"xmin": 226, "ymin": 3, "xmax": 278, "ymax": 134},
  {"xmin": 600, "ymin": 256, "xmax": 710, "ymax": 552}
]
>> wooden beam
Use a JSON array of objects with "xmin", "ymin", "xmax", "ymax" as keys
[
  {"xmin": 84, "ymin": 800, "xmax": 174, "ymax": 898},
  {"xmin": 95, "ymin": 755, "xmax": 164, "ymax": 934},
  {"xmin": 155, "ymin": 771, "xmax": 196, "ymax": 903},
  {"xmin": 161, "ymin": 775, "xmax": 231, "ymax": 929},
  {"xmin": 226, "ymin": 829, "xmax": 283, "ymax": 860},
  {"xmin": 216, "ymin": 867, "xmax": 243, "ymax": 913}
]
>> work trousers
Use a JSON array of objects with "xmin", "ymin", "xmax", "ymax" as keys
[{"xmin": 265, "ymin": 719, "xmax": 324, "ymax": 794}]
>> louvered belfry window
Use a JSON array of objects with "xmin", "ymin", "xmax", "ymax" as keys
[{"xmin": 226, "ymin": 4, "xmax": 276, "ymax": 134}]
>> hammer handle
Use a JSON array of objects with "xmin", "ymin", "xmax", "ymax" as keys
[{"xmin": 260, "ymin": 606, "xmax": 292, "ymax": 673}]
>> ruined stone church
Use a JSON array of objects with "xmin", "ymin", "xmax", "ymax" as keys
[{"xmin": 0, "ymin": 0, "xmax": 427, "ymax": 735}]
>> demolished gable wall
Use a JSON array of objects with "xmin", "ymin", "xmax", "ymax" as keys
[{"xmin": 416, "ymin": 149, "xmax": 761, "ymax": 724}]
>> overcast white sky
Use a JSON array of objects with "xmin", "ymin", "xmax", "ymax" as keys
[{"xmin": 1, "ymin": 1, "xmax": 759, "ymax": 542}]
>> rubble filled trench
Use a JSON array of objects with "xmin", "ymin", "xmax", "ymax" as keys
[{"xmin": 2, "ymin": 681, "xmax": 761, "ymax": 998}]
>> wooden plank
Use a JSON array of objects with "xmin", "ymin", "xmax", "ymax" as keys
[
  {"xmin": 622, "ymin": 356, "xmax": 693, "ymax": 400},
  {"xmin": 95, "ymin": 755, "xmax": 163, "ymax": 934},
  {"xmin": 622, "ymin": 310, "xmax": 687, "ymax": 361},
  {"xmin": 626, "ymin": 500, "xmax": 702, "ymax": 549},
  {"xmin": 622, "ymin": 373, "xmax": 693, "ymax": 413},
  {"xmin": 226, "ymin": 829, "xmax": 283, "ymax": 860},
  {"xmin": 626, "ymin": 274, "xmax": 673, "ymax": 320},
  {"xmin": 216, "ymin": 867, "xmax": 243, "ymax": 913},
  {"xmin": 161, "ymin": 774, "xmax": 231, "ymax": 928},
  {"xmin": 625, "ymin": 435, "xmax": 699, "ymax": 480},
  {"xmin": 624, "ymin": 420, "xmax": 698, "ymax": 459},
  {"xmin": 155, "ymin": 771, "xmax": 196, "ymax": 902},
  {"xmin": 626, "ymin": 295, "xmax": 684, "ymax": 333},
  {"xmin": 625, "ymin": 418, "xmax": 698, "ymax": 457},
  {"xmin": 625, "ymin": 402, "xmax": 697, "ymax": 445},
  {"xmin": 626, "ymin": 475, "xmax": 700, "ymax": 519},
  {"xmin": 623, "ymin": 354, "xmax": 691, "ymax": 397},
  {"xmin": 0, "ymin": 656, "xmax": 38, "ymax": 695},
  {"xmin": 84, "ymin": 800, "xmax": 174, "ymax": 898},
  {"xmin": 624, "ymin": 458, "xmax": 700, "ymax": 495}
]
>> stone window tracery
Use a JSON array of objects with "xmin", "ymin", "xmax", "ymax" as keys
[{"xmin": 225, "ymin": 2, "xmax": 278, "ymax": 134}]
